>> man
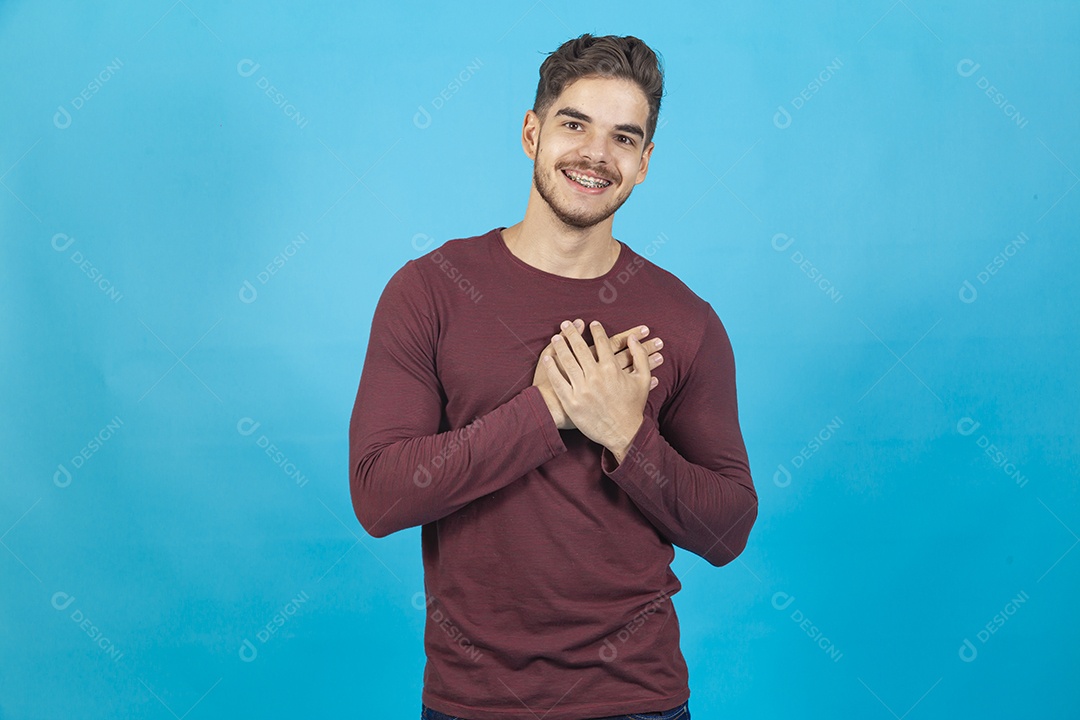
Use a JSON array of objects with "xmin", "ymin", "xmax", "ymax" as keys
[{"xmin": 349, "ymin": 33, "xmax": 757, "ymax": 720}]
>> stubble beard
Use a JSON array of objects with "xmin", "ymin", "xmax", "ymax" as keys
[{"xmin": 532, "ymin": 146, "xmax": 635, "ymax": 230}]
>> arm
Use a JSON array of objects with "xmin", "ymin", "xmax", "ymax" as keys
[
  {"xmin": 348, "ymin": 260, "xmax": 566, "ymax": 538},
  {"xmin": 599, "ymin": 303, "xmax": 758, "ymax": 567}
]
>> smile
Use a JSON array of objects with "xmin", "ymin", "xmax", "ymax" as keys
[{"xmin": 561, "ymin": 168, "xmax": 612, "ymax": 190}]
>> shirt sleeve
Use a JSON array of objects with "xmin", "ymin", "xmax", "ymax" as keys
[
  {"xmin": 348, "ymin": 259, "xmax": 567, "ymax": 538},
  {"xmin": 599, "ymin": 301, "xmax": 758, "ymax": 567}
]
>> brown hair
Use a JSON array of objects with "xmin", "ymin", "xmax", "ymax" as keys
[{"xmin": 533, "ymin": 34, "xmax": 665, "ymax": 146}]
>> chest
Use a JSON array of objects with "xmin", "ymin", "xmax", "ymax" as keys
[{"xmin": 433, "ymin": 291, "xmax": 676, "ymax": 428}]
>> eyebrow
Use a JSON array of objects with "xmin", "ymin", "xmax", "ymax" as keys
[{"xmin": 553, "ymin": 106, "xmax": 645, "ymax": 140}]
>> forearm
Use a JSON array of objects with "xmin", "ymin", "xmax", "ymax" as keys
[
  {"xmin": 607, "ymin": 419, "xmax": 640, "ymax": 465},
  {"xmin": 350, "ymin": 385, "xmax": 566, "ymax": 537},
  {"xmin": 601, "ymin": 415, "xmax": 758, "ymax": 566}
]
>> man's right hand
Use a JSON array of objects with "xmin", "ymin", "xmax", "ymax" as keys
[{"xmin": 533, "ymin": 319, "xmax": 664, "ymax": 430}]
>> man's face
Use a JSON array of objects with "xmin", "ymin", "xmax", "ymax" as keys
[{"xmin": 525, "ymin": 75, "xmax": 654, "ymax": 229}]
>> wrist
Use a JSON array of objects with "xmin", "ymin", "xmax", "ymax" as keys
[
  {"xmin": 536, "ymin": 385, "xmax": 566, "ymax": 427},
  {"xmin": 608, "ymin": 416, "xmax": 643, "ymax": 464}
]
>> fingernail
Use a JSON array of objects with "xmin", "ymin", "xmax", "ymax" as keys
[
  {"xmin": 639, "ymin": 326, "xmax": 649, "ymax": 335},
  {"xmin": 560, "ymin": 320, "xmax": 570, "ymax": 330},
  {"xmin": 654, "ymin": 339, "xmax": 663, "ymax": 348}
]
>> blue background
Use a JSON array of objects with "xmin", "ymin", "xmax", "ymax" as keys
[{"xmin": 3, "ymin": 1, "xmax": 1077, "ymax": 717}]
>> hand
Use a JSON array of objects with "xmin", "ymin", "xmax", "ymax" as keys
[
  {"xmin": 533, "ymin": 319, "xmax": 664, "ymax": 430},
  {"xmin": 542, "ymin": 319, "xmax": 652, "ymax": 459}
]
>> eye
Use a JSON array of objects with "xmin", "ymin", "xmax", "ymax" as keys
[
  {"xmin": 615, "ymin": 135, "xmax": 635, "ymax": 146},
  {"xmin": 563, "ymin": 121, "xmax": 582, "ymax": 130}
]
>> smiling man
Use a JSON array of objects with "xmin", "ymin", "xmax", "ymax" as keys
[{"xmin": 349, "ymin": 33, "xmax": 757, "ymax": 720}]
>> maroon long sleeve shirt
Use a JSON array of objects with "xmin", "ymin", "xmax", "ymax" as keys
[{"xmin": 348, "ymin": 227, "xmax": 757, "ymax": 720}]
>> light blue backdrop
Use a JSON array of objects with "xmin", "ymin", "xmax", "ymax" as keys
[{"xmin": 3, "ymin": 1, "xmax": 1077, "ymax": 718}]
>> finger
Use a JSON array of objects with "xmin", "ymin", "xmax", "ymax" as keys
[
  {"xmin": 650, "ymin": 376, "xmax": 658, "ymax": 390},
  {"xmin": 587, "ymin": 321, "xmax": 615, "ymax": 365},
  {"xmin": 551, "ymin": 332, "xmax": 584, "ymax": 384},
  {"xmin": 542, "ymin": 352, "xmax": 573, "ymax": 400},
  {"xmin": 607, "ymin": 325, "xmax": 649, "ymax": 355},
  {"xmin": 615, "ymin": 339, "xmax": 662, "ymax": 370},
  {"xmin": 540, "ymin": 345, "xmax": 571, "ymax": 383},
  {"xmin": 627, "ymin": 334, "xmax": 652, "ymax": 388},
  {"xmin": 559, "ymin": 320, "xmax": 594, "ymax": 376},
  {"xmin": 591, "ymin": 324, "xmax": 649, "ymax": 364}
]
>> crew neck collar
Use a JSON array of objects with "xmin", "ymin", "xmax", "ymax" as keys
[{"xmin": 492, "ymin": 227, "xmax": 626, "ymax": 283}]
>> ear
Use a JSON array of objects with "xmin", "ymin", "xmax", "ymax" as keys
[
  {"xmin": 634, "ymin": 140, "xmax": 655, "ymax": 185},
  {"xmin": 521, "ymin": 109, "xmax": 541, "ymax": 160}
]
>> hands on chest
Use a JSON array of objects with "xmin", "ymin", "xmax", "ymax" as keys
[{"xmin": 532, "ymin": 318, "xmax": 665, "ymax": 464}]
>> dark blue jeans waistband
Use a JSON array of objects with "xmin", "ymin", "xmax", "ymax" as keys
[{"xmin": 421, "ymin": 699, "xmax": 690, "ymax": 720}]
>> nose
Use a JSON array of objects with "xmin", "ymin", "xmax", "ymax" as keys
[{"xmin": 578, "ymin": 129, "xmax": 609, "ymax": 163}]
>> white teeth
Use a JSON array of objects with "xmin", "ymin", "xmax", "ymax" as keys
[{"xmin": 564, "ymin": 169, "xmax": 611, "ymax": 188}]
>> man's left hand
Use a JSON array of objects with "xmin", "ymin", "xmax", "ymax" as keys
[{"xmin": 542, "ymin": 319, "xmax": 652, "ymax": 463}]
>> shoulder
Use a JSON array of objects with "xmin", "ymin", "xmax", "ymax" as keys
[
  {"xmin": 411, "ymin": 228, "xmax": 496, "ymax": 275},
  {"xmin": 380, "ymin": 227, "xmax": 496, "ymax": 300},
  {"xmin": 620, "ymin": 241, "xmax": 711, "ymax": 316},
  {"xmin": 620, "ymin": 241, "xmax": 730, "ymax": 357}
]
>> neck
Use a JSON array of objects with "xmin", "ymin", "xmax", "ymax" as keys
[{"xmin": 501, "ymin": 187, "xmax": 620, "ymax": 279}]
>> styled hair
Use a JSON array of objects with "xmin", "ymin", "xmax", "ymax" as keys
[{"xmin": 533, "ymin": 34, "xmax": 665, "ymax": 146}]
